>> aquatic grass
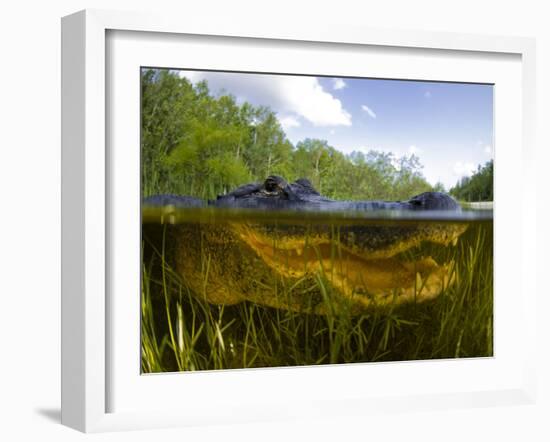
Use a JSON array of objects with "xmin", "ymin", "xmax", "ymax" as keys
[
  {"xmin": 141, "ymin": 261, "xmax": 168, "ymax": 373},
  {"xmin": 140, "ymin": 220, "xmax": 493, "ymax": 373}
]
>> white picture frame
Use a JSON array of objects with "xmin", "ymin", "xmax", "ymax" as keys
[{"xmin": 61, "ymin": 9, "xmax": 537, "ymax": 433}]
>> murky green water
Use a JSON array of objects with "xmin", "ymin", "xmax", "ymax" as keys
[{"xmin": 141, "ymin": 208, "xmax": 493, "ymax": 372}]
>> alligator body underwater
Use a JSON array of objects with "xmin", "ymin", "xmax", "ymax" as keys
[{"xmin": 143, "ymin": 176, "xmax": 467, "ymax": 314}]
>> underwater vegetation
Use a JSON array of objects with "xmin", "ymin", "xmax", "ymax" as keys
[{"xmin": 141, "ymin": 210, "xmax": 493, "ymax": 373}]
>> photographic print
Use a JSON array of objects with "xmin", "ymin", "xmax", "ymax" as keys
[{"xmin": 140, "ymin": 68, "xmax": 493, "ymax": 373}]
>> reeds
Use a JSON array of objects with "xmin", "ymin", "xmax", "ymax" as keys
[{"xmin": 141, "ymin": 220, "xmax": 493, "ymax": 373}]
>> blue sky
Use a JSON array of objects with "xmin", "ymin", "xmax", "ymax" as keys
[{"xmin": 178, "ymin": 70, "xmax": 494, "ymax": 189}]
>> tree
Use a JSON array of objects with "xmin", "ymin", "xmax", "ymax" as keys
[
  {"xmin": 292, "ymin": 139, "xmax": 334, "ymax": 192},
  {"xmin": 243, "ymin": 107, "xmax": 293, "ymax": 180},
  {"xmin": 449, "ymin": 160, "xmax": 493, "ymax": 201},
  {"xmin": 141, "ymin": 69, "xmax": 198, "ymax": 195},
  {"xmin": 141, "ymin": 68, "xmax": 443, "ymax": 202},
  {"xmin": 432, "ymin": 182, "xmax": 446, "ymax": 193}
]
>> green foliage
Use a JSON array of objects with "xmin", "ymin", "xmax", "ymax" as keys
[
  {"xmin": 450, "ymin": 160, "xmax": 493, "ymax": 202},
  {"xmin": 432, "ymin": 181, "xmax": 446, "ymax": 193},
  {"xmin": 141, "ymin": 68, "xmax": 438, "ymax": 200},
  {"xmin": 141, "ymin": 70, "xmax": 198, "ymax": 196}
]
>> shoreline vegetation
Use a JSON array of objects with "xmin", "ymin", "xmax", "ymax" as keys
[
  {"xmin": 141, "ymin": 68, "xmax": 432, "ymax": 201},
  {"xmin": 449, "ymin": 161, "xmax": 493, "ymax": 203},
  {"xmin": 142, "ymin": 69, "xmax": 490, "ymax": 203}
]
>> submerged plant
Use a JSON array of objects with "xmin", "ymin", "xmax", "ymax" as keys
[{"xmin": 141, "ymin": 217, "xmax": 493, "ymax": 373}]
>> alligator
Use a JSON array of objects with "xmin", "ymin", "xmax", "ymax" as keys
[{"xmin": 143, "ymin": 176, "xmax": 467, "ymax": 314}]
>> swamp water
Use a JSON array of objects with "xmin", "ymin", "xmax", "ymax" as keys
[{"xmin": 141, "ymin": 208, "xmax": 493, "ymax": 373}]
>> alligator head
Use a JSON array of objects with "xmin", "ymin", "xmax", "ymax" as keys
[{"xmin": 144, "ymin": 176, "xmax": 467, "ymax": 313}]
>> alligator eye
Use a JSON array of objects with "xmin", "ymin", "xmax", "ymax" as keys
[
  {"xmin": 264, "ymin": 177, "xmax": 277, "ymax": 191},
  {"xmin": 264, "ymin": 176, "xmax": 287, "ymax": 192}
]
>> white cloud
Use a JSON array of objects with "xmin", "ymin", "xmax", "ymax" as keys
[
  {"xmin": 179, "ymin": 70, "xmax": 200, "ymax": 83},
  {"xmin": 179, "ymin": 70, "xmax": 352, "ymax": 127},
  {"xmin": 453, "ymin": 161, "xmax": 477, "ymax": 177},
  {"xmin": 408, "ymin": 145, "xmax": 421, "ymax": 155},
  {"xmin": 483, "ymin": 144, "xmax": 493, "ymax": 156},
  {"xmin": 332, "ymin": 78, "xmax": 347, "ymax": 90},
  {"xmin": 279, "ymin": 115, "xmax": 301, "ymax": 130},
  {"xmin": 361, "ymin": 104, "xmax": 377, "ymax": 119},
  {"xmin": 424, "ymin": 91, "xmax": 432, "ymax": 98},
  {"xmin": 329, "ymin": 129, "xmax": 336, "ymax": 135}
]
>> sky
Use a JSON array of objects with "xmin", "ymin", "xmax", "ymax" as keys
[{"xmin": 177, "ymin": 69, "xmax": 494, "ymax": 190}]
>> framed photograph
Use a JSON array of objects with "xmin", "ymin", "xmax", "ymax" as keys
[{"xmin": 61, "ymin": 9, "xmax": 537, "ymax": 432}]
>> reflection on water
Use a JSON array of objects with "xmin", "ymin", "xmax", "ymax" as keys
[{"xmin": 143, "ymin": 205, "xmax": 493, "ymax": 223}]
